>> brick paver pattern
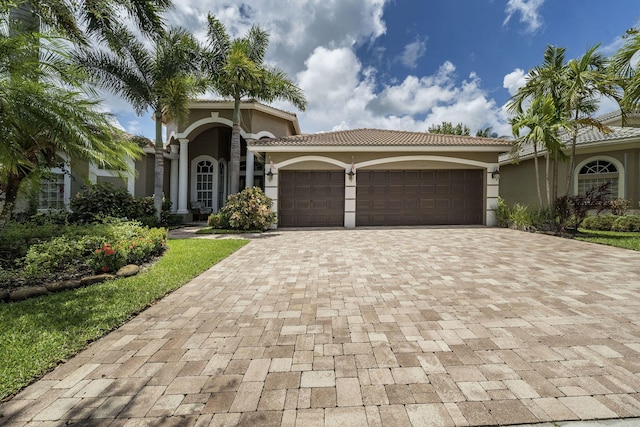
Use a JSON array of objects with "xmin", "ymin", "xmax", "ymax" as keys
[{"xmin": 2, "ymin": 228, "xmax": 640, "ymax": 426}]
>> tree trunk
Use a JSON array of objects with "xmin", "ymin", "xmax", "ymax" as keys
[
  {"xmin": 0, "ymin": 172, "xmax": 26, "ymax": 224},
  {"xmin": 545, "ymin": 153, "xmax": 551, "ymax": 207},
  {"xmin": 533, "ymin": 143, "xmax": 543, "ymax": 207},
  {"xmin": 229, "ymin": 98, "xmax": 241, "ymax": 195},
  {"xmin": 552, "ymin": 152, "xmax": 559, "ymax": 202},
  {"xmin": 153, "ymin": 110, "xmax": 164, "ymax": 222},
  {"xmin": 565, "ymin": 111, "xmax": 580, "ymax": 196}
]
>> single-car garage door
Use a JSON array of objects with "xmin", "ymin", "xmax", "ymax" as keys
[
  {"xmin": 356, "ymin": 169, "xmax": 483, "ymax": 226},
  {"xmin": 279, "ymin": 170, "xmax": 344, "ymax": 227}
]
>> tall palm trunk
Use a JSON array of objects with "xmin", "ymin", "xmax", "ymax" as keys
[
  {"xmin": 533, "ymin": 143, "xmax": 543, "ymax": 207},
  {"xmin": 552, "ymin": 152, "xmax": 559, "ymax": 202},
  {"xmin": 229, "ymin": 98, "xmax": 241, "ymax": 195},
  {"xmin": 153, "ymin": 110, "xmax": 164, "ymax": 221},
  {"xmin": 565, "ymin": 110, "xmax": 580, "ymax": 196},
  {"xmin": 545, "ymin": 153, "xmax": 551, "ymax": 207}
]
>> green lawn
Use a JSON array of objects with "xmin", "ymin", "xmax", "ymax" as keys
[
  {"xmin": 0, "ymin": 238, "xmax": 247, "ymax": 401},
  {"xmin": 576, "ymin": 229, "xmax": 640, "ymax": 251},
  {"xmin": 195, "ymin": 227, "xmax": 263, "ymax": 234}
]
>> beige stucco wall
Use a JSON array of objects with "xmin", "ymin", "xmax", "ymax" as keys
[
  {"xmin": 249, "ymin": 110, "xmax": 297, "ymax": 137},
  {"xmin": 500, "ymin": 148, "xmax": 640, "ymax": 208}
]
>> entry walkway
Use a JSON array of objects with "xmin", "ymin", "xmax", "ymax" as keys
[{"xmin": 2, "ymin": 228, "xmax": 640, "ymax": 426}]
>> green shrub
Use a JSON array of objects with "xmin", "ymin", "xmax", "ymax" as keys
[
  {"xmin": 611, "ymin": 215, "xmax": 640, "ymax": 232},
  {"xmin": 581, "ymin": 214, "xmax": 616, "ymax": 231},
  {"xmin": 70, "ymin": 183, "xmax": 141, "ymax": 222},
  {"xmin": 207, "ymin": 212, "xmax": 229, "ymax": 229},
  {"xmin": 218, "ymin": 187, "xmax": 276, "ymax": 231},
  {"xmin": 69, "ymin": 183, "xmax": 174, "ymax": 226},
  {"xmin": 23, "ymin": 235, "xmax": 101, "ymax": 279},
  {"xmin": 495, "ymin": 197, "xmax": 510, "ymax": 228},
  {"xmin": 13, "ymin": 221, "xmax": 167, "ymax": 280},
  {"xmin": 509, "ymin": 203, "xmax": 534, "ymax": 231}
]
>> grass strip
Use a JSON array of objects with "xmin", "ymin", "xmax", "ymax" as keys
[
  {"xmin": 195, "ymin": 227, "xmax": 263, "ymax": 234},
  {"xmin": 0, "ymin": 238, "xmax": 247, "ymax": 401},
  {"xmin": 576, "ymin": 229, "xmax": 640, "ymax": 251}
]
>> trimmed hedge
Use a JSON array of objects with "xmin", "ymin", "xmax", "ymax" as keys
[{"xmin": 581, "ymin": 214, "xmax": 640, "ymax": 232}]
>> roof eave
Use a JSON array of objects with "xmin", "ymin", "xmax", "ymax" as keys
[
  {"xmin": 249, "ymin": 144, "xmax": 513, "ymax": 153},
  {"xmin": 499, "ymin": 136, "xmax": 640, "ymax": 164}
]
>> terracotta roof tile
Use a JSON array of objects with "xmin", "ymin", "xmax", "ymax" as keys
[{"xmin": 251, "ymin": 128, "xmax": 512, "ymax": 147}]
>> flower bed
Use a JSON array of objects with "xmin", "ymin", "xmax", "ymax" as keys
[{"xmin": 0, "ymin": 219, "xmax": 167, "ymax": 294}]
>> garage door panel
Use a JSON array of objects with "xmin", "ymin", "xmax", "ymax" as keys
[
  {"xmin": 356, "ymin": 169, "xmax": 483, "ymax": 226},
  {"xmin": 279, "ymin": 171, "xmax": 344, "ymax": 227}
]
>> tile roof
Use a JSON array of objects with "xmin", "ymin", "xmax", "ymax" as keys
[
  {"xmin": 250, "ymin": 128, "xmax": 512, "ymax": 147},
  {"xmin": 191, "ymin": 99, "xmax": 298, "ymax": 118},
  {"xmin": 499, "ymin": 125, "xmax": 640, "ymax": 162}
]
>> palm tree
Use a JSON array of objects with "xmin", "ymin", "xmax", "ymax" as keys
[
  {"xmin": 0, "ymin": 24, "xmax": 140, "ymax": 220},
  {"xmin": 475, "ymin": 126, "xmax": 497, "ymax": 138},
  {"xmin": 508, "ymin": 44, "xmax": 620, "ymax": 201},
  {"xmin": 7, "ymin": 0, "xmax": 170, "ymax": 46},
  {"xmin": 610, "ymin": 27, "xmax": 640, "ymax": 110},
  {"xmin": 510, "ymin": 95, "xmax": 566, "ymax": 207},
  {"xmin": 507, "ymin": 45, "xmax": 568, "ymax": 203},
  {"xmin": 203, "ymin": 14, "xmax": 307, "ymax": 195},
  {"xmin": 563, "ymin": 44, "xmax": 619, "ymax": 193},
  {"xmin": 75, "ymin": 26, "xmax": 205, "ymax": 220}
]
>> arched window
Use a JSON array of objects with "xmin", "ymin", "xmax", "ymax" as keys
[{"xmin": 576, "ymin": 158, "xmax": 621, "ymax": 200}]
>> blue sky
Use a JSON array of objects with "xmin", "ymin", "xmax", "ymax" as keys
[{"xmin": 107, "ymin": 0, "xmax": 640, "ymax": 139}]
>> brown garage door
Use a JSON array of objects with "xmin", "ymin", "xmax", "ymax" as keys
[
  {"xmin": 356, "ymin": 170, "xmax": 483, "ymax": 226},
  {"xmin": 279, "ymin": 171, "xmax": 344, "ymax": 227}
]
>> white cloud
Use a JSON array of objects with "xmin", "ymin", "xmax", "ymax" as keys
[
  {"xmin": 181, "ymin": 0, "xmax": 388, "ymax": 77},
  {"xmin": 400, "ymin": 37, "xmax": 427, "ymax": 69},
  {"xmin": 293, "ymin": 47, "xmax": 510, "ymax": 136},
  {"xmin": 503, "ymin": 68, "xmax": 527, "ymax": 96},
  {"xmin": 504, "ymin": 0, "xmax": 544, "ymax": 33},
  {"xmin": 105, "ymin": 0, "xmax": 514, "ymax": 140}
]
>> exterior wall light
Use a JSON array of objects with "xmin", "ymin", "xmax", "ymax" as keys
[
  {"xmin": 347, "ymin": 157, "xmax": 356, "ymax": 180},
  {"xmin": 267, "ymin": 158, "xmax": 275, "ymax": 181},
  {"xmin": 491, "ymin": 168, "xmax": 500, "ymax": 179}
]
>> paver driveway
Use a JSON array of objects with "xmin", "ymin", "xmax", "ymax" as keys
[{"xmin": 2, "ymin": 227, "xmax": 640, "ymax": 426}]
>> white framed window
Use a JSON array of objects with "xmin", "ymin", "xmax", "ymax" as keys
[
  {"xmin": 574, "ymin": 156, "xmax": 624, "ymax": 200},
  {"xmin": 191, "ymin": 155, "xmax": 218, "ymax": 212},
  {"xmin": 39, "ymin": 171, "xmax": 67, "ymax": 210},
  {"xmin": 38, "ymin": 153, "xmax": 71, "ymax": 211}
]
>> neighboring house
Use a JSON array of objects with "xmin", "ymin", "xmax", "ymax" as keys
[
  {"xmin": 499, "ymin": 110, "xmax": 640, "ymax": 209},
  {"xmin": 27, "ymin": 99, "xmax": 513, "ymax": 228}
]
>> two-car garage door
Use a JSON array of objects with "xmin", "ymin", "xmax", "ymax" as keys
[
  {"xmin": 278, "ymin": 169, "xmax": 483, "ymax": 227},
  {"xmin": 356, "ymin": 170, "xmax": 483, "ymax": 226}
]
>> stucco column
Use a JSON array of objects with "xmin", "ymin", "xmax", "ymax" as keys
[
  {"xmin": 177, "ymin": 138, "xmax": 189, "ymax": 214},
  {"xmin": 344, "ymin": 166, "xmax": 356, "ymax": 228},
  {"xmin": 264, "ymin": 157, "xmax": 278, "ymax": 229},
  {"xmin": 245, "ymin": 145, "xmax": 255, "ymax": 188},
  {"xmin": 170, "ymin": 156, "xmax": 179, "ymax": 213},
  {"xmin": 486, "ymin": 165, "xmax": 500, "ymax": 226}
]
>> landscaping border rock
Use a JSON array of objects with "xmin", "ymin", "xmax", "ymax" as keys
[{"xmin": 1, "ymin": 268, "xmax": 139, "ymax": 303}]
